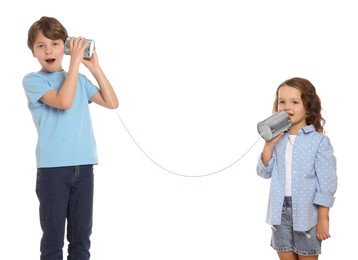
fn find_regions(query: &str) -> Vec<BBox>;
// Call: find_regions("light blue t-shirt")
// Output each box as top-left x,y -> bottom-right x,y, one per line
256,125 -> 337,231
23,71 -> 99,168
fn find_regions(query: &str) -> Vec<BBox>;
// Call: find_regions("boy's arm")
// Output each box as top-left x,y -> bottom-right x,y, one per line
83,51 -> 119,109
41,38 -> 89,109
41,65 -> 80,109
89,66 -> 119,109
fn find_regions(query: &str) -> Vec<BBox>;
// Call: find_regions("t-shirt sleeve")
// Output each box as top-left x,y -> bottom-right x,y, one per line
22,72 -> 52,107
78,74 -> 100,103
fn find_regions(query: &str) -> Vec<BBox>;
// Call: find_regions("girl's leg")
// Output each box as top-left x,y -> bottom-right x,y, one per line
278,251 -> 298,260
298,256 -> 318,260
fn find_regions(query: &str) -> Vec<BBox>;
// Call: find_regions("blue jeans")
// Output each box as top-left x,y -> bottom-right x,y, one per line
36,165 -> 94,260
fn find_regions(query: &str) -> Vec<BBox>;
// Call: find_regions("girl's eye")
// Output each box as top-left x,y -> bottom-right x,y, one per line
278,100 -> 285,104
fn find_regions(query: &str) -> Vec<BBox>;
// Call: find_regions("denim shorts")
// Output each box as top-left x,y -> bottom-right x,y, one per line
271,197 -> 321,256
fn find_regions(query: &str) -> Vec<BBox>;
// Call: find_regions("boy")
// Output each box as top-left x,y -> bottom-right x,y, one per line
23,16 -> 118,259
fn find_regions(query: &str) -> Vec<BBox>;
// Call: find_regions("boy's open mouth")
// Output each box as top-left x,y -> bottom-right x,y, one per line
46,59 -> 55,64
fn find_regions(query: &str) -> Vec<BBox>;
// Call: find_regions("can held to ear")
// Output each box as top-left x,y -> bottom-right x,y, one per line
257,111 -> 291,140
64,37 -> 95,59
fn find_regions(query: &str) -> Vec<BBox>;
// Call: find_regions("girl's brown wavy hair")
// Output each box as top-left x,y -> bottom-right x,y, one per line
273,77 -> 325,133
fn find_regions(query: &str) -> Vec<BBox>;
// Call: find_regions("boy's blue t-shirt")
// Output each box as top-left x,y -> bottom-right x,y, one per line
23,71 -> 99,168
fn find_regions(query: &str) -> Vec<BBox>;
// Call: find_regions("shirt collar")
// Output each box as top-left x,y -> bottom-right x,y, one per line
299,124 -> 316,135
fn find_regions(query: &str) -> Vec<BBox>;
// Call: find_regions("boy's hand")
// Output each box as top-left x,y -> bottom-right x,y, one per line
82,49 -> 99,70
69,37 -> 90,65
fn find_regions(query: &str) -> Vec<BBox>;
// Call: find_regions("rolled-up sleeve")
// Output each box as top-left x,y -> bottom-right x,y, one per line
257,153 -> 275,179
313,136 -> 337,207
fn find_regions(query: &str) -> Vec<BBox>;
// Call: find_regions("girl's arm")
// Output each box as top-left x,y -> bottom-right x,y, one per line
314,136 -> 337,241
261,132 -> 284,166
317,206 -> 331,240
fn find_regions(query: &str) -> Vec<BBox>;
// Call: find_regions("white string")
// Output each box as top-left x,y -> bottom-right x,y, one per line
97,72 -> 261,177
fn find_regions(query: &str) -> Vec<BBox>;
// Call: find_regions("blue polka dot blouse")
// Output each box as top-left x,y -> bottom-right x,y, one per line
257,125 -> 337,232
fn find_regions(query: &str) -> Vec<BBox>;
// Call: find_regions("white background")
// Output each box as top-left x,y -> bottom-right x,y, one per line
1,0 -> 356,259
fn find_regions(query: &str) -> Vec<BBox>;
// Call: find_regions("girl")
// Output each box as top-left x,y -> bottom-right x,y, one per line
256,77 -> 337,260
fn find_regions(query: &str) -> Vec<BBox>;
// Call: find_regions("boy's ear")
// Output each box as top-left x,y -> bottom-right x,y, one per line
32,50 -> 36,58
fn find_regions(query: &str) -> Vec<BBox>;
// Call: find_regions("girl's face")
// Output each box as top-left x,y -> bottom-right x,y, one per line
32,31 -> 64,72
277,85 -> 307,134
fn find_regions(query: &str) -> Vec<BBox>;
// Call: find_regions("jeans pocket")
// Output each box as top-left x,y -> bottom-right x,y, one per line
36,168 -> 42,196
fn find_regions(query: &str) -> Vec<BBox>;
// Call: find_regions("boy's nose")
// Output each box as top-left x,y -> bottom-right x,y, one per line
45,47 -> 53,54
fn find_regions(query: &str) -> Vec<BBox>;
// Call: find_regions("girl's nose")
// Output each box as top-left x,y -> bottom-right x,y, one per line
283,103 -> 291,111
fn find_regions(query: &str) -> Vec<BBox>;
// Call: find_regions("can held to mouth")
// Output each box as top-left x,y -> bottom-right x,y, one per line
257,111 -> 291,140
64,37 -> 95,59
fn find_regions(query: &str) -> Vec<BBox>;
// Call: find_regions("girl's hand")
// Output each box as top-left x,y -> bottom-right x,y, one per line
317,216 -> 331,240
264,132 -> 284,149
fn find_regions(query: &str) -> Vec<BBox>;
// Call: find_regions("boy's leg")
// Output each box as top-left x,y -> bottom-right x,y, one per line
36,167 -> 72,260
67,165 -> 94,260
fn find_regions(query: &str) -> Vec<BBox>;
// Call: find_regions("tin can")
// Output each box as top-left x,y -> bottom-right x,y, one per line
64,37 -> 95,59
257,111 -> 291,140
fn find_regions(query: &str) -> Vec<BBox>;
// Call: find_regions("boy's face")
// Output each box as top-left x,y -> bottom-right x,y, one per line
32,31 -> 64,72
